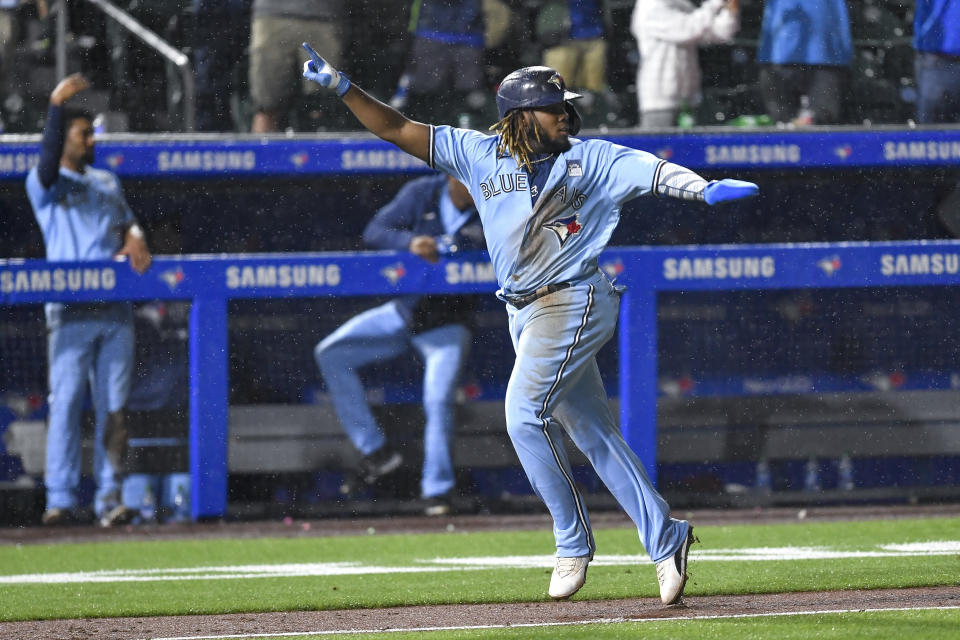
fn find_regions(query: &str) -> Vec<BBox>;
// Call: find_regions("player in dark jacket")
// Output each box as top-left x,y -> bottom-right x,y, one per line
314,174 -> 483,516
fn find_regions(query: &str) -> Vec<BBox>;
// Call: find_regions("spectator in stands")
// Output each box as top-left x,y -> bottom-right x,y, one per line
105,0 -> 184,131
756,0 -> 852,126
538,0 -> 606,92
480,0 -> 540,90
389,0 -> 486,127
314,174 -> 483,516
249,0 -> 345,132
0,0 -> 19,131
631,0 -> 740,129
914,0 -> 960,124
25,74 -> 151,527
535,0 -> 608,127
914,1 -> 960,237
192,0 -> 251,132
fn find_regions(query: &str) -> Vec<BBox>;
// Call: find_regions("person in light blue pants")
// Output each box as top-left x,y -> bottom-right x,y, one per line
25,73 -> 152,526
302,44 -> 757,603
44,307 -> 134,519
315,174 -> 483,515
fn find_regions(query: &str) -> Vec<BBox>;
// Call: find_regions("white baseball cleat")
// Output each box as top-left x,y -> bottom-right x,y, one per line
656,526 -> 695,605
549,555 -> 590,600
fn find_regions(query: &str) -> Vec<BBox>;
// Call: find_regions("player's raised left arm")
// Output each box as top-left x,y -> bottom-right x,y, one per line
654,161 -> 758,205
302,43 -> 431,163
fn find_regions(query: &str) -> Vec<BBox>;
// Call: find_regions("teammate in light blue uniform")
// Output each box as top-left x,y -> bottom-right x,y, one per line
25,74 -> 152,526
315,174 -> 483,515
301,44 -> 757,603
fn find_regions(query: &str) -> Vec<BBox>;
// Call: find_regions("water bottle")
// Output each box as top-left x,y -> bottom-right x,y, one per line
838,453 -> 855,491
172,482 -> 191,523
804,457 -> 820,492
755,458 -> 772,491
731,114 -> 773,127
140,485 -> 157,523
794,95 -> 814,126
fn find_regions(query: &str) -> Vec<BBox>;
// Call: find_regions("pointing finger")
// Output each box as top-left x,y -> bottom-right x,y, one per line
302,42 -> 324,67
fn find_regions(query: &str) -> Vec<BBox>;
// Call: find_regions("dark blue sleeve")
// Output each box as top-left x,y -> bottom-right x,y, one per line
362,179 -> 425,250
37,104 -> 65,189
451,213 -> 485,252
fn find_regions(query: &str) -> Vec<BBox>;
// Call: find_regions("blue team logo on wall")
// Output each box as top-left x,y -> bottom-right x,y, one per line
381,262 -> 407,285
817,255 -> 842,276
159,267 -> 185,290
543,214 -> 582,248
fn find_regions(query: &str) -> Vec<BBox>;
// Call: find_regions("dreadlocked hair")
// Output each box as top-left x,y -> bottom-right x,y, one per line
489,110 -> 541,172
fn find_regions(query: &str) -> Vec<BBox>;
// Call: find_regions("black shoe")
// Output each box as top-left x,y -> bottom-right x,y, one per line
99,505 -> 138,528
339,447 -> 403,496
41,508 -> 82,526
423,492 -> 453,517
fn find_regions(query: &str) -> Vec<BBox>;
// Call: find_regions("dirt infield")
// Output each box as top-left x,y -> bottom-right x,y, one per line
2,504 -> 959,640
4,586 -> 959,640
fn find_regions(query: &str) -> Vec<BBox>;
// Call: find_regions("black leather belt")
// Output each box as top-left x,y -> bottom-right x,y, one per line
506,282 -> 571,310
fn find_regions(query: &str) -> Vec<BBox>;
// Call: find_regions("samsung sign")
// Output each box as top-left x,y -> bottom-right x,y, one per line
0,267 -> 116,293
225,263 -> 341,289
881,253 -> 960,276
662,256 -> 776,280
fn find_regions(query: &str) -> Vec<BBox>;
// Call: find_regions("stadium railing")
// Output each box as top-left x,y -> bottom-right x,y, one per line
5,240 -> 960,519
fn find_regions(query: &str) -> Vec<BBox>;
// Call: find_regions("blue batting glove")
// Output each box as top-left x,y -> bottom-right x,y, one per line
302,42 -> 351,97
703,179 -> 759,205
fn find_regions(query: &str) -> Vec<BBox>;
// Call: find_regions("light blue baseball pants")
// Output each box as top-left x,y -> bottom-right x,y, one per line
45,306 -> 133,516
315,300 -> 469,499
504,271 -> 689,562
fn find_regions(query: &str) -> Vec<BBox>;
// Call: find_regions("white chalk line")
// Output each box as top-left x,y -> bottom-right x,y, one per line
142,605 -> 960,640
2,541 -> 959,585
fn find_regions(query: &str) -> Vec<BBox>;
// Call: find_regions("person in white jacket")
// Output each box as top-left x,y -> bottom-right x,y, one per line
631,0 -> 740,128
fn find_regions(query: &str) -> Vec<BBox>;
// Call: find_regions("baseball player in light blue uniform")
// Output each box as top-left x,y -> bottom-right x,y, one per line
301,44 -> 758,603
315,174 -> 483,515
25,74 -> 152,526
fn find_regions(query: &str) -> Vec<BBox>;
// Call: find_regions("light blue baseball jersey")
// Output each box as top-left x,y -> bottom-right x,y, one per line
26,165 -> 135,263
429,125 -> 662,296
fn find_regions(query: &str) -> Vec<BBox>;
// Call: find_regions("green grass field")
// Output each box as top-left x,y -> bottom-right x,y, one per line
1,515 -> 958,638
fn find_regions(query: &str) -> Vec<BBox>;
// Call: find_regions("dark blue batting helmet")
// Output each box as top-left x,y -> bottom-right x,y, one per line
495,66 -> 583,135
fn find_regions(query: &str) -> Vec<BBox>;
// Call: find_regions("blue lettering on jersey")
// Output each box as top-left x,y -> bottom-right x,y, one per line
480,173 -> 529,201
551,183 -> 589,210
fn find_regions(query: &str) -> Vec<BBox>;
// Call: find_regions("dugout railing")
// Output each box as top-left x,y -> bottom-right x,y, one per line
4,240 -> 960,519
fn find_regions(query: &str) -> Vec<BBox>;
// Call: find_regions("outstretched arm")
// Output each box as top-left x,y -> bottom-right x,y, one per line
302,43 -> 431,163
654,161 -> 758,205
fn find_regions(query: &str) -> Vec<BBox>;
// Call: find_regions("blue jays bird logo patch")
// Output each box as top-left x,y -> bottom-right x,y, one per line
381,262 -> 407,284
548,73 -> 564,91
543,214 -> 582,248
